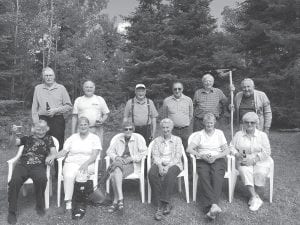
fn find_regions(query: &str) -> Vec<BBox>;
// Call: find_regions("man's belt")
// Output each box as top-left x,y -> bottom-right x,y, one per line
195,116 -> 220,120
174,126 -> 189,130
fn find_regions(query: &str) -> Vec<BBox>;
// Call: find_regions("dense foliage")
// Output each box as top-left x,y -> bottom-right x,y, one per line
0,0 -> 299,127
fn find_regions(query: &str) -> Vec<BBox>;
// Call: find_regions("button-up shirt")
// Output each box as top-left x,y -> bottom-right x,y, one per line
32,83 -> 72,122
151,135 -> 183,170
230,129 -> 271,162
193,87 -> 227,118
162,94 -> 193,127
107,133 -> 147,174
123,97 -> 158,126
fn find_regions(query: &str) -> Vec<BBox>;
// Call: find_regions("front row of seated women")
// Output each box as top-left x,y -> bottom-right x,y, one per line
7,112 -> 272,224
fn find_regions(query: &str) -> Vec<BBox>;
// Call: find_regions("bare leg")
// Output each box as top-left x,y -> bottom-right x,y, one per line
114,168 -> 124,201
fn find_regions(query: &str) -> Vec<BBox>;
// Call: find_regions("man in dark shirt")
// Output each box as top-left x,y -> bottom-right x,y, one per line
7,120 -> 57,225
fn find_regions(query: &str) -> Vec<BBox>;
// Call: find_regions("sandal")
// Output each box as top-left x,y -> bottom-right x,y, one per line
117,199 -> 124,214
108,203 -> 118,213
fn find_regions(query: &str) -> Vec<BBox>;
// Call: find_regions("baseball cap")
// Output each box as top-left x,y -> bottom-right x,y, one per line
135,84 -> 146,89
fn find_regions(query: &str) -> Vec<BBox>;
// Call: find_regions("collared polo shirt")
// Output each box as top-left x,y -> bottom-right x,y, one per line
32,83 -> 72,122
193,87 -> 227,119
73,95 -> 110,127
124,97 -> 158,126
162,94 -> 193,127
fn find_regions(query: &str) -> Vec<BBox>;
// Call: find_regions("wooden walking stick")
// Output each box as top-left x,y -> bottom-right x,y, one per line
229,70 -> 234,140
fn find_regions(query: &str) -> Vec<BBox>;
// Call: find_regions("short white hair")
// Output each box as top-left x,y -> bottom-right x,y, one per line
160,118 -> 174,129
83,80 -> 95,88
202,73 -> 214,83
42,67 -> 55,76
242,112 -> 259,123
203,113 -> 216,123
241,78 -> 255,87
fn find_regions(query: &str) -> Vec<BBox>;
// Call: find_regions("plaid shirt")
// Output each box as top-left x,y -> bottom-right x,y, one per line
193,87 -> 227,118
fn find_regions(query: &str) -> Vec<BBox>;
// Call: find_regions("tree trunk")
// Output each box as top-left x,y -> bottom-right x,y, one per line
47,0 -> 54,66
11,0 -> 19,99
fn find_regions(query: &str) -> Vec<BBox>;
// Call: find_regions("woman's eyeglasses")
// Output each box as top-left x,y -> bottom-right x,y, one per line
124,127 -> 133,131
173,88 -> 182,91
243,121 -> 256,125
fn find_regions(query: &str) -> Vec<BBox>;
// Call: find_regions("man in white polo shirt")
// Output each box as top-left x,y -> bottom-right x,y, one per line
72,80 -> 110,145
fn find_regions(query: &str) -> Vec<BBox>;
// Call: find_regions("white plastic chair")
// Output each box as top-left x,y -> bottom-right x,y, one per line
57,150 -> 100,207
105,133 -> 146,203
147,140 -> 190,204
188,132 -> 233,202
229,156 -> 274,203
7,136 -> 59,209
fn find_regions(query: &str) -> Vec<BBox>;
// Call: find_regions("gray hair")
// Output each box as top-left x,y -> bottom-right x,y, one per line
202,74 -> 214,83
78,117 -> 90,125
203,113 -> 216,123
83,80 -> 95,88
241,78 -> 255,87
42,67 -> 55,76
160,118 -> 174,129
242,112 -> 259,123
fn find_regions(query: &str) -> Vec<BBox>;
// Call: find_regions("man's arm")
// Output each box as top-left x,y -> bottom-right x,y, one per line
262,93 -> 272,132
189,98 -> 194,123
151,117 -> 157,138
123,100 -> 130,122
52,86 -> 72,114
162,99 -> 168,118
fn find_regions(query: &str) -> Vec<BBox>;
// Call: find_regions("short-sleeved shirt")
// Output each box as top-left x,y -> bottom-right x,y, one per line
123,97 -> 158,126
19,135 -> 54,166
63,133 -> 102,164
32,83 -> 72,122
193,87 -> 227,119
190,129 -> 227,158
73,95 -> 110,127
238,95 -> 255,123
162,94 -> 193,127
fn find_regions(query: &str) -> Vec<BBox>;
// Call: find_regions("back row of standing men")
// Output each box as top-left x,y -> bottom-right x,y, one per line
32,67 -> 272,149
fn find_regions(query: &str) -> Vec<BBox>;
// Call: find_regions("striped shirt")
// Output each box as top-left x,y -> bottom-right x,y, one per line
193,87 -> 227,118
162,94 -> 193,127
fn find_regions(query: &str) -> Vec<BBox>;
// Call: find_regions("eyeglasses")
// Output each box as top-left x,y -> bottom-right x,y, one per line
173,88 -> 182,91
123,127 -> 133,131
243,121 -> 256,125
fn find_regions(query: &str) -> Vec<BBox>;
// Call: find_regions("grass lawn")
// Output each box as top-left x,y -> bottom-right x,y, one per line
0,112 -> 299,225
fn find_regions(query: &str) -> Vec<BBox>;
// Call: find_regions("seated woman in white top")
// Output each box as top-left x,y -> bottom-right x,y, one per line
187,113 -> 229,220
55,117 -> 101,210
231,112 -> 272,211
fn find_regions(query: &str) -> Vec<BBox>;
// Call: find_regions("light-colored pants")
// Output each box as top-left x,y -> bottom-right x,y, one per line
238,159 -> 271,187
89,126 -> 104,147
62,162 -> 94,201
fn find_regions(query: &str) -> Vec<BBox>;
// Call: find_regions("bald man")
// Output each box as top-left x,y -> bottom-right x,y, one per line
234,78 -> 272,134
72,80 -> 110,145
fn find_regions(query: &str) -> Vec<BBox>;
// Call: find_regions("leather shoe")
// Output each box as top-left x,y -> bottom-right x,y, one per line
163,204 -> 172,215
7,212 -> 17,225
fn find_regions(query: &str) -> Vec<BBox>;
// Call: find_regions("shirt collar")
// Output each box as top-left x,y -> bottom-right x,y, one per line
159,135 -> 176,144
119,133 -> 136,143
171,94 -> 185,100
42,82 -> 58,91
134,97 -> 146,104
200,88 -> 214,93
242,129 -> 259,137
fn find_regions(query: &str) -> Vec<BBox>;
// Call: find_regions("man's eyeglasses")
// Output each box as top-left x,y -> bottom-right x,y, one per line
124,127 -> 133,131
173,88 -> 182,91
243,121 -> 256,125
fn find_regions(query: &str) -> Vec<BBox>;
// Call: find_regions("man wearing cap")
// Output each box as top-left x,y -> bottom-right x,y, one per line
234,78 -> 272,134
72,80 -> 110,145
193,74 -> 228,131
123,84 -> 158,145
162,82 -> 193,149
32,67 -> 72,150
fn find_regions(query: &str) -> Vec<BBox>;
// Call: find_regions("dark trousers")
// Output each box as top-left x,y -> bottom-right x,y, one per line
148,164 -> 180,206
8,164 -> 47,213
196,158 -> 226,208
135,125 -> 151,145
172,126 -> 191,150
39,115 -> 65,150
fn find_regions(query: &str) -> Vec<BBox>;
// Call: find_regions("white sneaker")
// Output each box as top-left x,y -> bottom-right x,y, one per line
249,197 -> 263,211
248,196 -> 255,206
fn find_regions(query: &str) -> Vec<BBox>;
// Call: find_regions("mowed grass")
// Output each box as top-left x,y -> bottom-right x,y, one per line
0,113 -> 300,225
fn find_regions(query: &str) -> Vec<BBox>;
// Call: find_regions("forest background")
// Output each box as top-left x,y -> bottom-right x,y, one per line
0,0 -> 299,128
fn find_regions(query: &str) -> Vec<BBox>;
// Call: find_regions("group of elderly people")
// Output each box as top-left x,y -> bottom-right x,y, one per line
7,66 -> 273,224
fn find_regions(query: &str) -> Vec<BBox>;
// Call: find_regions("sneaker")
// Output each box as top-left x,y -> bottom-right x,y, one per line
206,211 -> 216,220
249,197 -> 263,211
66,201 -> 72,210
36,207 -> 46,216
7,212 -> 17,225
108,203 -> 118,213
210,204 -> 222,217
154,208 -> 163,221
248,196 -> 255,206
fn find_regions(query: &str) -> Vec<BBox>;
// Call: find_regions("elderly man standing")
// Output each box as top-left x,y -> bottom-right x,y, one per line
162,82 -> 193,149
32,67 -> 72,150
124,84 -> 158,145
234,78 -> 272,134
72,80 -> 110,145
193,74 -> 228,131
